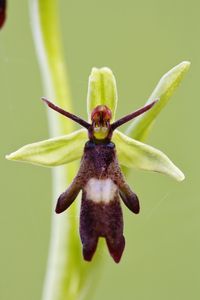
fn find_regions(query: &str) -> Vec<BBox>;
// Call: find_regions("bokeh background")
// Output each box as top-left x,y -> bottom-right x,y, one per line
1,1 -> 199,299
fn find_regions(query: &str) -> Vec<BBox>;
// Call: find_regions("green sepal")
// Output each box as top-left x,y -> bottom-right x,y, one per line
87,67 -> 118,121
126,61 -> 191,141
113,130 -> 185,182
6,129 -> 87,167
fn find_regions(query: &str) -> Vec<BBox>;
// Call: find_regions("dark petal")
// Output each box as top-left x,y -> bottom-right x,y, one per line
82,236 -> 98,262
55,181 -> 81,214
0,0 -> 6,29
80,192 -> 125,263
111,100 -> 157,130
106,235 -> 125,263
42,98 -> 90,129
103,198 -> 125,263
120,190 -> 140,214
80,194 -> 99,262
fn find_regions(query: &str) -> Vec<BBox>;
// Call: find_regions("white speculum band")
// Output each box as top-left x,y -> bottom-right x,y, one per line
85,178 -> 118,203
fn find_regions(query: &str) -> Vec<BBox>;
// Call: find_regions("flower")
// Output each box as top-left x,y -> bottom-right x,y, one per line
6,65 -> 189,262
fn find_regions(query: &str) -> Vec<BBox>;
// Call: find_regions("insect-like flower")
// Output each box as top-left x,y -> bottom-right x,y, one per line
7,67 -> 186,263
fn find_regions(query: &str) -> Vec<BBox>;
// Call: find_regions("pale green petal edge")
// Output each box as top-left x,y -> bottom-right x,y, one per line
6,129 -> 87,167
87,67 -> 118,121
113,130 -> 185,182
126,61 -> 191,140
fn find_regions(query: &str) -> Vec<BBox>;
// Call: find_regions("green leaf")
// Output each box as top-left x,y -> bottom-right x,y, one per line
6,129 -> 87,167
126,61 -> 191,141
87,67 -> 118,121
113,130 -> 185,182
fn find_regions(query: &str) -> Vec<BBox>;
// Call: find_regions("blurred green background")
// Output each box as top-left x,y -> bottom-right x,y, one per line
1,1 -> 199,299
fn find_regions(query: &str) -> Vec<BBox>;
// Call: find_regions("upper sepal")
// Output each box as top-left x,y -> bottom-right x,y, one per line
6,129 -> 87,167
87,67 -> 118,121
113,130 -> 185,182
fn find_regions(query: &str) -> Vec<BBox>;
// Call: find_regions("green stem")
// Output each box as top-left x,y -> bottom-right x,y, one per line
31,0 -> 72,135
29,1 -> 95,299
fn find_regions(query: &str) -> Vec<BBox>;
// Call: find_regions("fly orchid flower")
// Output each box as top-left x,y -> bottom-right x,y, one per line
6,66 -> 188,262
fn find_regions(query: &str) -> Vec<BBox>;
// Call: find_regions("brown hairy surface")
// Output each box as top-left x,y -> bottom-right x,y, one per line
56,140 -> 139,262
